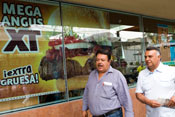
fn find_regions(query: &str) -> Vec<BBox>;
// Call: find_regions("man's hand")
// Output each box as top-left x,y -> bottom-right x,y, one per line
82,111 -> 88,117
136,93 -> 161,108
148,100 -> 161,108
166,96 -> 175,108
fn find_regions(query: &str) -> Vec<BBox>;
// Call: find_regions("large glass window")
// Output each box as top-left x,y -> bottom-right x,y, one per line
143,17 -> 175,65
0,0 -> 66,112
0,0 -> 174,114
61,3 -> 142,99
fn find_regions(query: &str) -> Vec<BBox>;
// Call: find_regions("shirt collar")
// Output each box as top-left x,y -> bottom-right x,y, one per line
95,66 -> 113,74
156,62 -> 164,72
145,62 -> 164,76
107,66 -> 113,73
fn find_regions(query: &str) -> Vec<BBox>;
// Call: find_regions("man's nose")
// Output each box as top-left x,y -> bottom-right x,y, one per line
145,57 -> 150,61
145,57 -> 148,61
98,61 -> 101,64
98,59 -> 102,62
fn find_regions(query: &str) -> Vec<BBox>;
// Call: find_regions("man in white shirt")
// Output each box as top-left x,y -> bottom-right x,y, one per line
135,46 -> 175,117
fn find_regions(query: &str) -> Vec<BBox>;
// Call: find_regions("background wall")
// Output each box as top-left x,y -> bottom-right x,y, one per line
1,88 -> 146,117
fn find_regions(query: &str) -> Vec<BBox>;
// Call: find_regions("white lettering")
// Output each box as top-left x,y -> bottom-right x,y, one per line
33,7 -> 41,17
25,6 -> 33,16
17,4 -> 24,15
3,3 -> 15,15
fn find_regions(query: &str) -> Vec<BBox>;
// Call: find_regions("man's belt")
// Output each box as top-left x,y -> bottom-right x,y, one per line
93,107 -> 122,117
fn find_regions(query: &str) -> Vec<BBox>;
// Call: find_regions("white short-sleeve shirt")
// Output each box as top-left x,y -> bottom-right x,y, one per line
136,62 -> 175,117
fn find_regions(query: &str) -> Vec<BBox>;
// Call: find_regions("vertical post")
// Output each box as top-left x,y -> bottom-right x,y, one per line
59,2 -> 69,101
139,16 -> 146,63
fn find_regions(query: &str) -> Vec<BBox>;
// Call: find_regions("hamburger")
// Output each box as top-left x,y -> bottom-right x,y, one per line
38,35 -> 96,91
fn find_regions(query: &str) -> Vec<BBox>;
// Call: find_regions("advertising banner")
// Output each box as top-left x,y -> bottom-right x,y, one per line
0,0 -> 111,102
0,1 -> 61,102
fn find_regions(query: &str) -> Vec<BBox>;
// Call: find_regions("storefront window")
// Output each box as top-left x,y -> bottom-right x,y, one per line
0,0 -> 174,114
143,17 -> 175,65
0,0 -> 66,112
61,3 -> 142,99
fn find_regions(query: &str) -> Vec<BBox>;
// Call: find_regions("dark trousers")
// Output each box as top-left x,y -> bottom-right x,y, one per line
93,108 -> 123,117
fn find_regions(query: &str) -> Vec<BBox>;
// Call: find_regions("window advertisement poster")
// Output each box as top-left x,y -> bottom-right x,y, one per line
59,5 -> 111,93
0,1 -> 62,102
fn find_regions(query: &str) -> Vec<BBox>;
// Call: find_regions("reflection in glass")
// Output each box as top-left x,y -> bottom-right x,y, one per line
143,18 -> 175,64
61,4 -> 142,99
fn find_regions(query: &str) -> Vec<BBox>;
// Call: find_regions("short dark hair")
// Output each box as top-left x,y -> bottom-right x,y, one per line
95,49 -> 111,61
146,46 -> 161,55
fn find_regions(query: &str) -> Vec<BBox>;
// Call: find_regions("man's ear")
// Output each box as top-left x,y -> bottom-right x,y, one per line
158,55 -> 161,61
109,60 -> 111,63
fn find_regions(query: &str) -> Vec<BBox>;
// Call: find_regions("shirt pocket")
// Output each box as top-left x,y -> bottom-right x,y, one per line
100,85 -> 113,99
159,78 -> 174,88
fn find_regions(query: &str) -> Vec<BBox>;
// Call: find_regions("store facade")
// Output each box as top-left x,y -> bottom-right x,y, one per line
0,0 -> 175,115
